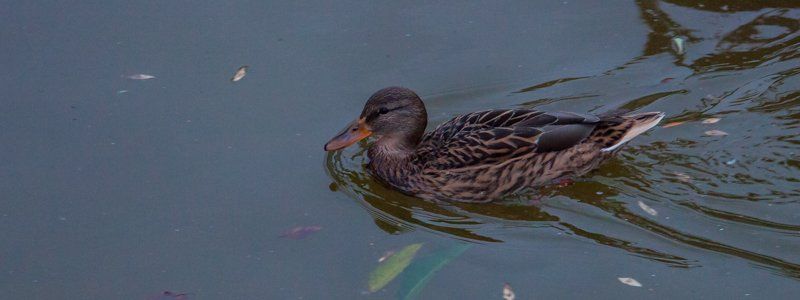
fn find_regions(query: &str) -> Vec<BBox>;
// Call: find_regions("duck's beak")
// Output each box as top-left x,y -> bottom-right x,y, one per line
324,118 -> 373,151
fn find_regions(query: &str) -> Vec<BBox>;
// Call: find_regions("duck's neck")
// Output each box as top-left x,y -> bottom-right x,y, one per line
367,136 -> 419,185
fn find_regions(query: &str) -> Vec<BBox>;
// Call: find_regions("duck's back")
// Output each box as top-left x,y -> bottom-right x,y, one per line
405,109 -> 663,202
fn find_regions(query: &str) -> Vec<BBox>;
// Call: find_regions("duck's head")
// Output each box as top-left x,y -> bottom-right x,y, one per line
324,87 -> 427,151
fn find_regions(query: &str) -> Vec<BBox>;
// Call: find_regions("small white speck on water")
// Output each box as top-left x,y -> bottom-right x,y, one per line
671,37 -> 685,55
638,201 -> 658,216
58,216 -> 67,221
618,277 -> 642,287
596,191 -> 604,195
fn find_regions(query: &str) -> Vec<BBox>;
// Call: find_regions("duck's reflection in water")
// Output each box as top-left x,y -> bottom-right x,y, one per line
325,148 -> 694,267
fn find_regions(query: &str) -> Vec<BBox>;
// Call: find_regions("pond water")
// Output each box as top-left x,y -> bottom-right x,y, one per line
2,1 -> 799,299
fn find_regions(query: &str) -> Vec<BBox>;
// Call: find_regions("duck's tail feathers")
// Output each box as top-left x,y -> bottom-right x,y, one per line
601,112 -> 664,152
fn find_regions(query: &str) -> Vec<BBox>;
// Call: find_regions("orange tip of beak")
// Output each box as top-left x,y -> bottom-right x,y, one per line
324,118 -> 372,151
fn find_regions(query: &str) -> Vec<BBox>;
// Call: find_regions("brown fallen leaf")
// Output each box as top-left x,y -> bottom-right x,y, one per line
149,291 -> 190,300
662,121 -> 685,128
503,283 -> 515,300
702,117 -> 721,124
705,130 -> 728,136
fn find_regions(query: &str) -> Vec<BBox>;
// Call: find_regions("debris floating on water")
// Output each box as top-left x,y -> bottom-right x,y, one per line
378,250 -> 395,263
705,130 -> 728,136
618,277 -> 642,287
662,121 -> 685,128
149,291 -> 190,300
368,243 -> 423,292
117,90 -> 128,94
671,37 -> 685,55
726,159 -> 737,165
231,65 -> 248,82
638,201 -> 658,216
503,283 -> 515,300
702,118 -> 721,124
674,172 -> 692,183
280,225 -> 322,239
125,74 -> 156,80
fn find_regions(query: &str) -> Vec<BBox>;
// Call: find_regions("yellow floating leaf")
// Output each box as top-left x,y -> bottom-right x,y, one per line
368,243 -> 423,292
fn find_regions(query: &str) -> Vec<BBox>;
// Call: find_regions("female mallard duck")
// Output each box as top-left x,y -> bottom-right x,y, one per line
325,87 -> 664,202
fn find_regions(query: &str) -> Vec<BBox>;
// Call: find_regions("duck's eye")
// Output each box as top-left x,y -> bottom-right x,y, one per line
378,107 -> 389,115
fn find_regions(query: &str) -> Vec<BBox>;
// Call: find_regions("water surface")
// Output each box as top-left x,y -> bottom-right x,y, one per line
2,1 -> 799,299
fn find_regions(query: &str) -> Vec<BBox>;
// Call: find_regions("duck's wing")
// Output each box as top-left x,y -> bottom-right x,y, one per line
417,109 -> 604,169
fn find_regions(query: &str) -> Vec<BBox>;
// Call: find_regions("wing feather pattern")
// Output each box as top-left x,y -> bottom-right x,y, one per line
416,109 -> 601,169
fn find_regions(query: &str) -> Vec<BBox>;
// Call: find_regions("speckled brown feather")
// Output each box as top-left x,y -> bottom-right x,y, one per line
367,108 -> 663,202
336,87 -> 664,202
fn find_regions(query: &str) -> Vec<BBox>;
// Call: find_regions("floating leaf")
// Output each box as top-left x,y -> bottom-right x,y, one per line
149,291 -> 190,300
702,117 -> 720,124
280,226 -> 322,239
671,37 -> 685,55
674,172 -> 691,183
662,121 -> 685,128
705,130 -> 728,136
368,243 -> 423,292
231,65 -> 248,82
503,283 -> 515,300
637,201 -> 658,216
378,250 -> 396,263
618,277 -> 642,287
126,74 -> 156,80
397,244 -> 470,299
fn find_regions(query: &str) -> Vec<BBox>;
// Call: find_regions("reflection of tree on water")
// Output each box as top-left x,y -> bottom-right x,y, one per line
637,0 -> 800,71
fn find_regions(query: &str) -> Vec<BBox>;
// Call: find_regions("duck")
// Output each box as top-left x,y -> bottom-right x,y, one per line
324,87 -> 664,203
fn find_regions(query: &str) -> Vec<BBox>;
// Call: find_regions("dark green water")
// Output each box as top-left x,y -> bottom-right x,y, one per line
2,1 -> 799,299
